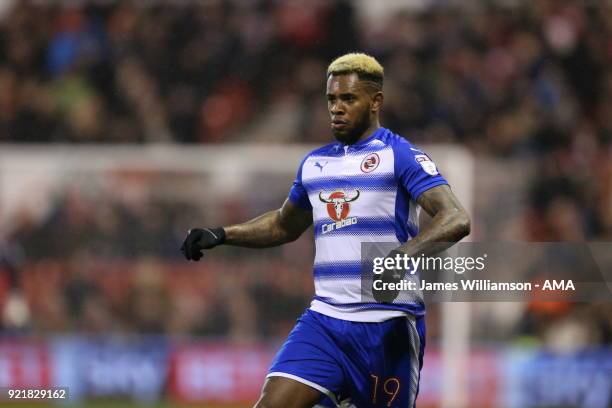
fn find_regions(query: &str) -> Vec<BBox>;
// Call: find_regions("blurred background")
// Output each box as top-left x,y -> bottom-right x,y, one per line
0,0 -> 611,407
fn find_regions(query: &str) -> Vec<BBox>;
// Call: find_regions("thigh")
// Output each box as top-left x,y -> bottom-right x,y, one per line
254,376 -> 321,408
341,316 -> 426,408
266,310 -> 346,405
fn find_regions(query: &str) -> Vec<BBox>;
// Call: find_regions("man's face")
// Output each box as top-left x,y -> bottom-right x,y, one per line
326,73 -> 375,145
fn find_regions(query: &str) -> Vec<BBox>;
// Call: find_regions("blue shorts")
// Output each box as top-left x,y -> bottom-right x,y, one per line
267,309 -> 426,408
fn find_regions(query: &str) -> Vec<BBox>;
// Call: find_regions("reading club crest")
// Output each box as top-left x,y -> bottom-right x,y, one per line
360,153 -> 380,173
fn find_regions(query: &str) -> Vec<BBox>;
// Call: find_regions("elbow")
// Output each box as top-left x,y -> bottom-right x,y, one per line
455,210 -> 471,239
277,225 -> 302,244
284,232 -> 301,244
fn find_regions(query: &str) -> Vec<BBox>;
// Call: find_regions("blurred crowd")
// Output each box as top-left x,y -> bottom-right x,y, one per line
0,0 -> 611,346
0,0 -> 360,143
0,0 -> 610,233
0,178 -> 314,340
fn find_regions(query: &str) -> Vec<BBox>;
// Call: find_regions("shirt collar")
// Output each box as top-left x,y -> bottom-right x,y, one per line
344,127 -> 386,148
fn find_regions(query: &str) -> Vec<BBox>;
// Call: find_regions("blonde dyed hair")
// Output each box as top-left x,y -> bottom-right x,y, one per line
327,53 -> 384,89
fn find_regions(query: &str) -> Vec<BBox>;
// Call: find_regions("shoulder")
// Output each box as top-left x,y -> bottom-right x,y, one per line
379,130 -> 446,183
299,142 -> 342,165
306,141 -> 342,158
375,128 -> 425,159
376,128 -> 417,150
376,129 -> 443,179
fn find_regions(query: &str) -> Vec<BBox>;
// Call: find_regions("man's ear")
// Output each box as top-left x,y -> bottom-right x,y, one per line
371,91 -> 384,113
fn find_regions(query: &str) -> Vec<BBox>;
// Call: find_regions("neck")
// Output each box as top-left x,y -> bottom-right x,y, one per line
352,120 -> 381,145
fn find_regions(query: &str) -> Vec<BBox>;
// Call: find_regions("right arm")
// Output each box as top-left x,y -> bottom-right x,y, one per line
181,199 -> 312,261
224,199 -> 313,248
182,154 -> 313,261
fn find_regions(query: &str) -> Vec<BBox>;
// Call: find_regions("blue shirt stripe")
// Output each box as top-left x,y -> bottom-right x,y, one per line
313,216 -> 396,238
303,173 -> 396,192
313,261 -> 363,279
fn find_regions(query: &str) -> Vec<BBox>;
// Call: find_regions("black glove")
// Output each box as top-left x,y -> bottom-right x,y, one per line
180,227 -> 226,261
372,250 -> 410,303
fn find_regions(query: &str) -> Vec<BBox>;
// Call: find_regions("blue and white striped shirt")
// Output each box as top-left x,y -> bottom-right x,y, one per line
288,127 -> 448,322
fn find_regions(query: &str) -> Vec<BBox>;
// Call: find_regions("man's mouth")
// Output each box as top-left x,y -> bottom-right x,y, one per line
331,119 -> 348,130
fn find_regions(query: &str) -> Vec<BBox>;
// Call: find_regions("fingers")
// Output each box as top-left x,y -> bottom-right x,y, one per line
181,229 -> 203,261
180,227 -> 224,261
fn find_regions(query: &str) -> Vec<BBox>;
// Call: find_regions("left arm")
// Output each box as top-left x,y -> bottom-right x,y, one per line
395,184 -> 470,257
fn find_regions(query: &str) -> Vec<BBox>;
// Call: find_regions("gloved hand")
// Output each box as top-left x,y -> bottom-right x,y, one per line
180,227 -> 226,261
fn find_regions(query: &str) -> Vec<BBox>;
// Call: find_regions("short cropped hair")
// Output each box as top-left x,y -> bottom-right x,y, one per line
327,53 -> 384,90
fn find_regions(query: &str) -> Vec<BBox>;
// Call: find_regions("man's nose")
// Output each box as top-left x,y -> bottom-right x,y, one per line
331,103 -> 344,115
